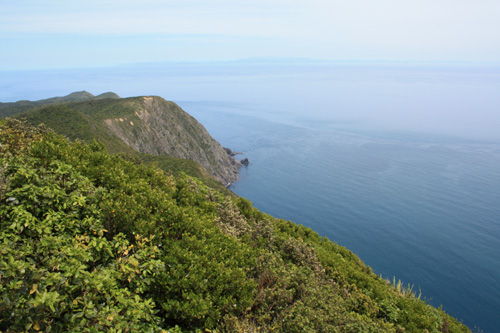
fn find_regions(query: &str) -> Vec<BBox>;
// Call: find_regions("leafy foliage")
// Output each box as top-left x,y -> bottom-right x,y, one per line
0,119 -> 469,332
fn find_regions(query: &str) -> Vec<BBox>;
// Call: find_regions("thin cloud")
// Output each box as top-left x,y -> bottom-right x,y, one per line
1,0 -> 500,68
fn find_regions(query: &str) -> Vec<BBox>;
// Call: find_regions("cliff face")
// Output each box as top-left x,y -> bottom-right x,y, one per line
1,92 -> 241,186
102,96 -> 241,185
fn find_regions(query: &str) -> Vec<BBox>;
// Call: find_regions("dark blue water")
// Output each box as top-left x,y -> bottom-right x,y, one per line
2,61 -> 500,331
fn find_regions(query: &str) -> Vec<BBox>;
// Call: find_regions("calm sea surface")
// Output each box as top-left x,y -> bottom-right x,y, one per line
1,61 -> 499,331
184,103 -> 500,332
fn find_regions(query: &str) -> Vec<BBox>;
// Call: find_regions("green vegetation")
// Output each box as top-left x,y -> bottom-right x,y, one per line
0,118 -> 469,332
0,91 -> 119,119
0,92 -> 236,193
15,104 -> 231,194
16,104 -> 138,154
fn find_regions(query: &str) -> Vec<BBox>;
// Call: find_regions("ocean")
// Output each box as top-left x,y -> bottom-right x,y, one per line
1,61 -> 499,331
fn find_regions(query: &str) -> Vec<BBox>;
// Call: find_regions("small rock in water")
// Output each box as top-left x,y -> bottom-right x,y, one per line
223,147 -> 236,156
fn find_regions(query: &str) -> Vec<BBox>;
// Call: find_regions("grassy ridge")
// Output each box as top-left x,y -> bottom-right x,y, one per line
0,119 -> 469,332
0,91 -> 120,118
3,95 -> 233,194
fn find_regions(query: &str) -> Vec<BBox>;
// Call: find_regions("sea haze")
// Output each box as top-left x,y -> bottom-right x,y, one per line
1,61 -> 499,331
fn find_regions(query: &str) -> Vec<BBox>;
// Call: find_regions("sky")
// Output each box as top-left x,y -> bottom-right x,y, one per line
1,0 -> 500,70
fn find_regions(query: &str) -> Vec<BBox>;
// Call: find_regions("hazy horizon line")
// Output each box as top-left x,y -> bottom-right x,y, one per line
2,57 -> 500,72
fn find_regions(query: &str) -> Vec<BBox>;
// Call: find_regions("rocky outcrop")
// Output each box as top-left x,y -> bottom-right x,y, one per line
103,96 -> 241,185
224,147 -> 237,156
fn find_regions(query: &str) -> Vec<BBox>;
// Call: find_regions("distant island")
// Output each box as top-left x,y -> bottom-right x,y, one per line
0,92 -> 469,332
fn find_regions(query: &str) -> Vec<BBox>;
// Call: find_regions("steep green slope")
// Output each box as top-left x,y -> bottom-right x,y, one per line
5,94 -> 241,185
18,104 -> 137,155
16,105 -> 231,195
0,119 -> 469,332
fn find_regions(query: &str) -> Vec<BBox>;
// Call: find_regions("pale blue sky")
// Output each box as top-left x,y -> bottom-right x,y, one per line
1,0 -> 500,69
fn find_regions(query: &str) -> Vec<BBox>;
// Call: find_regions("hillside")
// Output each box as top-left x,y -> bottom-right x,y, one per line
0,92 -> 241,186
0,118 -> 469,332
0,91 -> 120,118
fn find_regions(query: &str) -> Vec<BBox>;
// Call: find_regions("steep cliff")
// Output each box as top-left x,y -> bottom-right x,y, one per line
100,96 -> 241,185
1,92 -> 241,185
